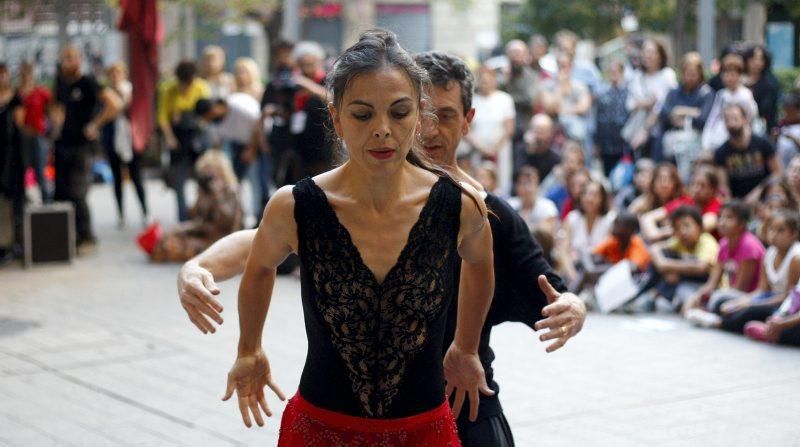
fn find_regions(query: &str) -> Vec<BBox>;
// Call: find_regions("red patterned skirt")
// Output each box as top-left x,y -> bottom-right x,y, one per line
278,392 -> 461,446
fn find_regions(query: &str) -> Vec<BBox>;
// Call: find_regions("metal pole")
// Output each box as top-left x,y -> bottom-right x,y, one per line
282,0 -> 301,41
698,0 -> 716,64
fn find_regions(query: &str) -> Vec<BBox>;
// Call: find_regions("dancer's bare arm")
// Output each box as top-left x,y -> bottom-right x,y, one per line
178,229 -> 256,334
444,186 -> 495,422
222,186 -> 296,428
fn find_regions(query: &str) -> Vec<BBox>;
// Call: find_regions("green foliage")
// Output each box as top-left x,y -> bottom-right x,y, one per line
518,0 -> 677,41
775,67 -> 800,94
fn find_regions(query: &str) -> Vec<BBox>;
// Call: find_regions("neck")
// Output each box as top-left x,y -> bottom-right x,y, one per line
731,131 -> 751,147
339,161 -> 416,212
727,230 -> 744,247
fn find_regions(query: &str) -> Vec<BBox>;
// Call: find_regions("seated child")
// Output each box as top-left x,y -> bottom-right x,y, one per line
573,211 -> 649,292
744,284 -> 800,347
712,210 -> 800,333
683,200 -> 766,327
644,205 -> 719,310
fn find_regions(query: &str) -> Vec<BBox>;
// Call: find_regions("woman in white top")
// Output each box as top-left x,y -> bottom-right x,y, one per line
701,54 -> 759,153
717,210 -> 800,333
559,180 -> 616,284
465,65 -> 515,196
625,39 -> 678,151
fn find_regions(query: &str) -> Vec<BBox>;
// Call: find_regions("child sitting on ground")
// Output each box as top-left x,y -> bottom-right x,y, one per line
683,200 -> 766,326
573,211 -> 649,293
710,210 -> 800,334
643,205 -> 719,311
744,284 -> 800,347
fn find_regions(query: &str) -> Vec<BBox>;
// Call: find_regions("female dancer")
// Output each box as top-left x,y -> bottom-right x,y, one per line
222,30 -> 494,445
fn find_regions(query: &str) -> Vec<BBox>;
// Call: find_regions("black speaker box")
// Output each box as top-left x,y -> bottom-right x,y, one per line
23,202 -> 75,267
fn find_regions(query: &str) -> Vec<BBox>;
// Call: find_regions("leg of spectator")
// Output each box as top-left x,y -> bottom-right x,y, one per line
70,144 -> 95,243
778,325 -> 800,347
720,304 -> 778,334
128,152 -> 148,219
107,141 -> 124,221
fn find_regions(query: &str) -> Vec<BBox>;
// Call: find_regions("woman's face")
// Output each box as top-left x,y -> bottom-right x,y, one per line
642,41 -> 661,72
682,64 -> 702,89
580,183 -> 603,215
568,172 -> 589,199
689,173 -> 714,204
767,217 -> 796,251
515,173 -> 539,201
108,66 -> 125,85
235,65 -> 252,88
748,49 -> 765,75
329,67 -> 420,175
654,168 -> 677,202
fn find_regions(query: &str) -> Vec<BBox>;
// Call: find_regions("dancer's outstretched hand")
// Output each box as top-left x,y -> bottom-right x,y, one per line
534,275 -> 586,353
178,261 -> 224,334
444,343 -> 495,422
223,349 -> 286,428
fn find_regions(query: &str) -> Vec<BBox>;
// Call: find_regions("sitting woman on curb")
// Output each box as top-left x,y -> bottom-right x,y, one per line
141,150 -> 242,262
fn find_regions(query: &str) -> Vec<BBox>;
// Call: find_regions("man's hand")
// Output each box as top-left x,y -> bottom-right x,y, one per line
533,275 -> 587,353
83,122 -> 100,141
178,260 -> 225,334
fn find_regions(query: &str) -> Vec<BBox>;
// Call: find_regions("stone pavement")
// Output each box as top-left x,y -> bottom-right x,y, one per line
1,180 -> 799,446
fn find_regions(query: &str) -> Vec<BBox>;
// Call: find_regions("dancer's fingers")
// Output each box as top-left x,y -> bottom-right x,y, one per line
451,389 -> 466,419
257,390 -> 273,417
468,388 -> 480,422
266,379 -> 286,401
185,307 -> 214,334
238,394 -> 252,428
248,395 -> 264,427
546,336 -> 568,353
445,382 -> 455,399
222,378 -> 235,401
538,274 -> 561,304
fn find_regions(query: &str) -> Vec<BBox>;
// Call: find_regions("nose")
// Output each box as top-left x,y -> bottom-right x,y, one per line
373,116 -> 390,139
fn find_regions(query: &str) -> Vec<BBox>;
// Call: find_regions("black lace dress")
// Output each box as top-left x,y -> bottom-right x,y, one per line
292,176 -> 463,419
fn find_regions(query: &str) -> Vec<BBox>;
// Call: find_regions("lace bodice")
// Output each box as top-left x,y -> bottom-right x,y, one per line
292,176 -> 462,418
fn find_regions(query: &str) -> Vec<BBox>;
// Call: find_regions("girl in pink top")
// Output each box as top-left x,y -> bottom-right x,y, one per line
683,200 -> 765,327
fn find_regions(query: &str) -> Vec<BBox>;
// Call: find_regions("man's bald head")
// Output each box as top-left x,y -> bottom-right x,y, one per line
529,113 -> 555,149
505,39 -> 528,67
60,45 -> 82,78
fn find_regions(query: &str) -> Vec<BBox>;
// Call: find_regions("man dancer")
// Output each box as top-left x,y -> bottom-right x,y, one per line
178,52 -> 586,445
51,46 -> 121,251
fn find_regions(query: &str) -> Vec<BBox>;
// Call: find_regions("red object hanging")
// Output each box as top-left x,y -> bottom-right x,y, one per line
117,0 -> 163,153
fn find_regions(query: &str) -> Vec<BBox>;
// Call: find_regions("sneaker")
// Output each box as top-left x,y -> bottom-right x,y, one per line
685,308 -> 722,328
744,321 -> 768,342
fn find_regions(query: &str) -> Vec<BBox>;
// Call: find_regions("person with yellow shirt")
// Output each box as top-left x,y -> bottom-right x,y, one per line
158,60 -> 210,221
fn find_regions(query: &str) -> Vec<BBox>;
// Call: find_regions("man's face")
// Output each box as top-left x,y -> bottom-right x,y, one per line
297,55 -> 321,79
59,48 -> 82,78
422,83 -> 473,166
724,107 -> 747,138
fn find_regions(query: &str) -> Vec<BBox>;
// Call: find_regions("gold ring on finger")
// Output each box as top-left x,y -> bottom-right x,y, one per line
561,325 -> 568,337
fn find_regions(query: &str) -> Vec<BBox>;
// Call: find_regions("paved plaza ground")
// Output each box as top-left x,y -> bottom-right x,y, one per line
1,181 -> 799,446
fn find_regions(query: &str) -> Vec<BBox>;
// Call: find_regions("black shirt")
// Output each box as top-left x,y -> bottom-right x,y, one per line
714,135 -> 775,198
515,143 -> 561,180
747,73 -> 780,131
0,94 -> 24,197
450,193 -> 567,429
56,75 -> 100,146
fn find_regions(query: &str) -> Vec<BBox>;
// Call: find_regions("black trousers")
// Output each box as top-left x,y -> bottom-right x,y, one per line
458,412 -> 515,447
54,143 -> 95,242
720,303 -> 778,334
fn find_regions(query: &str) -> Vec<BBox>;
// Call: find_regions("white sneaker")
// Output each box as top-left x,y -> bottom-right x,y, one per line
685,308 -> 722,328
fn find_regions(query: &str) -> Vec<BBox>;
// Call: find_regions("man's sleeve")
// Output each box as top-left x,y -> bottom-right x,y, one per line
485,195 -> 567,329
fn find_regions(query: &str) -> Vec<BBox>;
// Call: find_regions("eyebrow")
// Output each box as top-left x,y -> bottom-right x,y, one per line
347,97 -> 413,107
